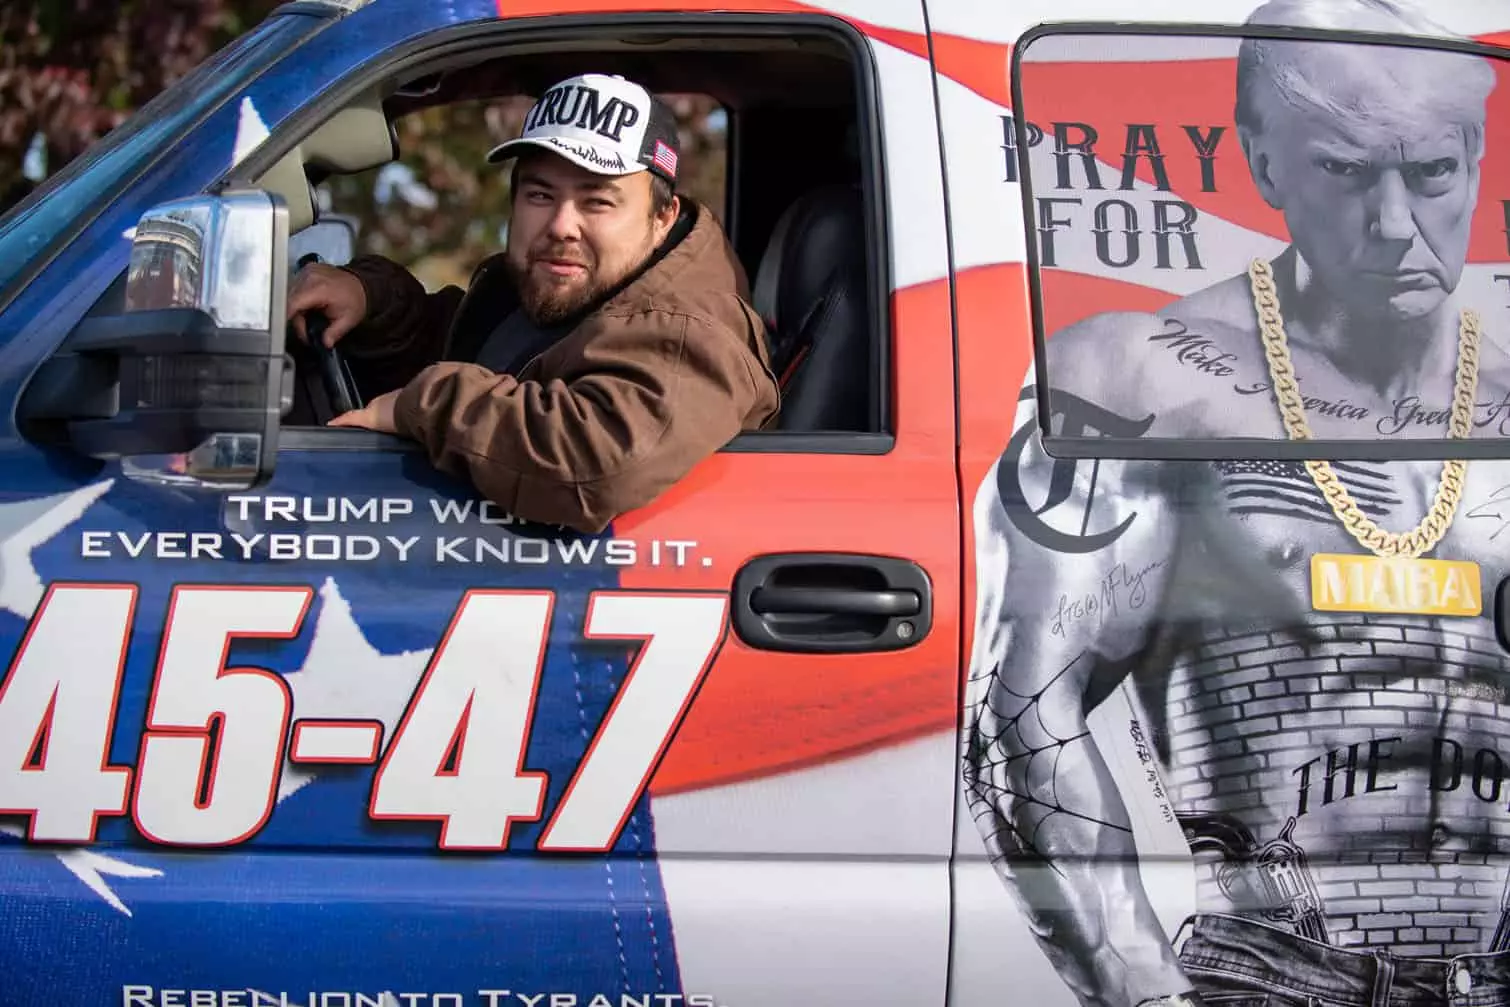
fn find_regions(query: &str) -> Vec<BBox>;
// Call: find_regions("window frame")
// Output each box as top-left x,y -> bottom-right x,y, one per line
1012,20 -> 1510,462
222,12 -> 895,457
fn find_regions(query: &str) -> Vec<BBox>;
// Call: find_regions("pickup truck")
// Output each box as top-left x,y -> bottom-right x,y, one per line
4,1 -> 1510,1005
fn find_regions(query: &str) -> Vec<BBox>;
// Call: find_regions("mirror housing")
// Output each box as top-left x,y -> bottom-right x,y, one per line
27,189 -> 291,490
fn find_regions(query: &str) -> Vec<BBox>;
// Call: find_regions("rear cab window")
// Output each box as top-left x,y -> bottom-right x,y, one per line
1013,26 -> 1510,461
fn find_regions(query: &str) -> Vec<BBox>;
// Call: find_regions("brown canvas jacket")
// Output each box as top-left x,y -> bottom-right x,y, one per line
337,200 -> 780,534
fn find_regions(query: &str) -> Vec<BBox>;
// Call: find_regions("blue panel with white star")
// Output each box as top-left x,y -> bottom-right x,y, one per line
0,0 -> 696,990
0,448 -> 687,1003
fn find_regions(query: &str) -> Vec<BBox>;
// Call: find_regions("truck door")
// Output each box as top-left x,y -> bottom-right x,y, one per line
930,4 -> 1212,995
933,1 -> 1510,1005
0,2 -> 961,1004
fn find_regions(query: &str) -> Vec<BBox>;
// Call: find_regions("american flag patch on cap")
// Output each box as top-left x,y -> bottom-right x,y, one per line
651,139 -> 678,178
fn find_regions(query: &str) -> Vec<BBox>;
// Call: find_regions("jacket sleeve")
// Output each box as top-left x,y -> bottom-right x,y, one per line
336,254 -> 467,397
390,307 -> 775,534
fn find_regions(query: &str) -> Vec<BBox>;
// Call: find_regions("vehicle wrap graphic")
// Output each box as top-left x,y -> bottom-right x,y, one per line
20,0 -> 1510,1002
959,2 -> 1510,1006
0,6 -> 959,1003
0,456 -> 709,1004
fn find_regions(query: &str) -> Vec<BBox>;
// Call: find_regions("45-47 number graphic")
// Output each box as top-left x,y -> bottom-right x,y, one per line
0,584 -> 728,853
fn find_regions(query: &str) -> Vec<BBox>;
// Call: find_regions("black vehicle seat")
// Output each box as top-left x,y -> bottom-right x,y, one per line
751,183 -> 871,432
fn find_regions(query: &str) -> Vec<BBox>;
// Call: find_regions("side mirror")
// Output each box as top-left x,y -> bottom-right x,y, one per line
22,189 -> 291,491
289,213 -> 358,268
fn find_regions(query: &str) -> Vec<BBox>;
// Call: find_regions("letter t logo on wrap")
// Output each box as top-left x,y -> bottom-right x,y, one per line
487,72 -> 681,183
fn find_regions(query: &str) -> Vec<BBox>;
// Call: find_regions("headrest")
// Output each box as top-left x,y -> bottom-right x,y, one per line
754,183 -> 865,336
301,91 -> 399,175
252,88 -> 398,235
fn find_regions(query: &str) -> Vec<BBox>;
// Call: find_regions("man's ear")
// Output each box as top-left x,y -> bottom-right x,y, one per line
653,193 -> 681,242
1239,125 -> 1283,210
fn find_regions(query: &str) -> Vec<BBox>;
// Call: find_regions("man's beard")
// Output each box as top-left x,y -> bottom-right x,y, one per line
508,244 -> 610,326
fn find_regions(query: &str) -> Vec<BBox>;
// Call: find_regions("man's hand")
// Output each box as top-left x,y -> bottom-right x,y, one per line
329,389 -> 400,434
287,262 -> 368,346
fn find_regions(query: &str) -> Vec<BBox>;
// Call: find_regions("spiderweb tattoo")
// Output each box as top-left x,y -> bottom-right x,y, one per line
964,651 -> 1131,874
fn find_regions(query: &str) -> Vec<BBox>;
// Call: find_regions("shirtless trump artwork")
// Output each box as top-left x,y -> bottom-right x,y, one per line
965,2 -> 1510,1006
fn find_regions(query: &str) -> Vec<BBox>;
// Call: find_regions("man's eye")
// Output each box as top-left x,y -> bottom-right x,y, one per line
1320,158 -> 1362,177
1415,158 -> 1458,179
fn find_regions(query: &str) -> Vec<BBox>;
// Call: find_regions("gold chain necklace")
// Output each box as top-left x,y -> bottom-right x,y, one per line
1246,257 -> 1482,559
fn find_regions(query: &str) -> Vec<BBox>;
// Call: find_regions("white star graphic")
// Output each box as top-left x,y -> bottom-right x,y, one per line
231,95 -> 270,169
277,576 -> 432,801
0,824 -> 163,917
0,480 -> 116,620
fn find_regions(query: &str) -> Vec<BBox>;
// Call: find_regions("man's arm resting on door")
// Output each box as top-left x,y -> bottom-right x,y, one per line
391,308 -> 779,534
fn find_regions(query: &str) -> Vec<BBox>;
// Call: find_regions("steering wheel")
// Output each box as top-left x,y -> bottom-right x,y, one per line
292,253 -> 363,418
302,311 -> 363,416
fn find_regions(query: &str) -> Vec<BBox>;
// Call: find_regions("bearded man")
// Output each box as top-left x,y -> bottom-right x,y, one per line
287,72 -> 779,533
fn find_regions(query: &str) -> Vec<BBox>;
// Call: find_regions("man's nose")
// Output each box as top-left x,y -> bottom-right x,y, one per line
1371,171 -> 1417,242
546,201 -> 584,240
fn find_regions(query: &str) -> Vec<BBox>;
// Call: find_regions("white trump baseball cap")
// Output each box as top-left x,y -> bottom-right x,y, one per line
486,73 -> 681,183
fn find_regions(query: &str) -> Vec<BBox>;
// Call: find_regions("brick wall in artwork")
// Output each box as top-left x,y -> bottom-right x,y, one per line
1157,619 -> 1510,953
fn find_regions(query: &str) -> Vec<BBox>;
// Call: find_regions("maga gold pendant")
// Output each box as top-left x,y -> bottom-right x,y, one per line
1310,553 -> 1482,617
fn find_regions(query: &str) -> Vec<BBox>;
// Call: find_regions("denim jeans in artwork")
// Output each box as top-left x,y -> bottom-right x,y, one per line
1174,913 -> 1510,1007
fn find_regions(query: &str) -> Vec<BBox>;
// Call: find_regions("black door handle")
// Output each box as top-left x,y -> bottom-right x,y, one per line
749,586 -> 920,617
732,553 -> 933,654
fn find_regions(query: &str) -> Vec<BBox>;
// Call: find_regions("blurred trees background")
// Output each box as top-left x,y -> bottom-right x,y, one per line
0,0 -> 285,204
335,91 -> 725,291
0,0 -> 727,289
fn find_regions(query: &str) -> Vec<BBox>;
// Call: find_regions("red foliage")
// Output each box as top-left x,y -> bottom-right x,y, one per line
0,0 -> 282,200
0,1 -> 729,282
